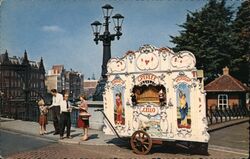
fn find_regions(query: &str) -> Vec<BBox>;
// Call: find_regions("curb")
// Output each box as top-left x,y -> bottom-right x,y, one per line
58,136 -> 129,146
208,118 -> 249,132
58,139 -> 80,145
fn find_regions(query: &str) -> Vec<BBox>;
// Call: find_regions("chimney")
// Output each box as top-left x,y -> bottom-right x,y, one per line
223,66 -> 229,75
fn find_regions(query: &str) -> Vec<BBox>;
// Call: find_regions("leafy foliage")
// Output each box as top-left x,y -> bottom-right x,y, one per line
231,0 -> 250,84
170,0 -> 249,84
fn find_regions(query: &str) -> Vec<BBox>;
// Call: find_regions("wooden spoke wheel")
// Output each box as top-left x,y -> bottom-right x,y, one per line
130,130 -> 152,155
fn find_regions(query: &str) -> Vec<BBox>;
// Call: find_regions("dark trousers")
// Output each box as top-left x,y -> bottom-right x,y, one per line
52,106 -> 60,133
60,112 -> 71,137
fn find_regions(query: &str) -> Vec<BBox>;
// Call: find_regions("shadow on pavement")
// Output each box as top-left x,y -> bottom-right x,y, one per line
106,138 -> 210,156
88,134 -> 99,140
45,129 -> 77,135
106,138 -> 131,152
149,142 -> 210,156
106,137 -> 129,145
45,131 -> 55,135
71,133 -> 82,138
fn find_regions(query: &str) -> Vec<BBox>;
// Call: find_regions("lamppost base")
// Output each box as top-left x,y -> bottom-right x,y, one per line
93,78 -> 107,101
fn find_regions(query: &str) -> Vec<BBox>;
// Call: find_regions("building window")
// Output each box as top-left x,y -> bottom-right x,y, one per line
218,94 -> 228,109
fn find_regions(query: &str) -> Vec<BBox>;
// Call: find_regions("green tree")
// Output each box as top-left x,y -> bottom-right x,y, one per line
231,0 -> 250,85
170,0 -> 234,83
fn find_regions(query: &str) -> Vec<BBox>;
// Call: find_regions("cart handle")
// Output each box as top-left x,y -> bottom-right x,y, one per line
94,108 -> 128,142
94,109 -> 104,112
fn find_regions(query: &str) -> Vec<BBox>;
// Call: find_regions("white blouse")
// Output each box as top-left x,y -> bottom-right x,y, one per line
60,100 -> 71,113
52,93 -> 63,106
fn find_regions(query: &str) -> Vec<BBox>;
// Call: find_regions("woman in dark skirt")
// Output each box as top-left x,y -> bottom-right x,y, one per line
78,95 -> 91,141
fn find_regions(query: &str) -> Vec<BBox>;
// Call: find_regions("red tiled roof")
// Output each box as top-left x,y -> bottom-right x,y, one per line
205,74 -> 249,92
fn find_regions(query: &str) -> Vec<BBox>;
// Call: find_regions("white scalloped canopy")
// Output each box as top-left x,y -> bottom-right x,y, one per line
107,44 -> 196,74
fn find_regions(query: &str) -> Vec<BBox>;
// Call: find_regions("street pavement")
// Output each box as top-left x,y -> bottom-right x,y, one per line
3,140 -> 249,159
209,122 -> 249,151
0,129 -> 55,157
0,117 -> 249,158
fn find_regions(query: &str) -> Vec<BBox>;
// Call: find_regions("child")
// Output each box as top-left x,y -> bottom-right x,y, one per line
38,99 -> 48,135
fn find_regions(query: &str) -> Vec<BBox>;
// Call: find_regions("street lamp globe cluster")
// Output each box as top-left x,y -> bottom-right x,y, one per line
91,4 -> 124,101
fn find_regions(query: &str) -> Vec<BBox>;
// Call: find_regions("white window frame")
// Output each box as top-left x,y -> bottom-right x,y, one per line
218,94 -> 228,109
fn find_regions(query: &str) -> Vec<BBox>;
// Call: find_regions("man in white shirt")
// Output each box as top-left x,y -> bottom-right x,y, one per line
50,89 -> 63,135
59,92 -> 72,139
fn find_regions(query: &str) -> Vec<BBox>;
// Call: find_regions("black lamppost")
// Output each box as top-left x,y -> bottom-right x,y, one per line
91,4 -> 124,101
17,64 -> 31,121
0,91 -> 4,116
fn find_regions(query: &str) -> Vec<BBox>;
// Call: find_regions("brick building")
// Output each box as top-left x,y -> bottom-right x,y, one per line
0,50 -> 46,120
205,67 -> 249,110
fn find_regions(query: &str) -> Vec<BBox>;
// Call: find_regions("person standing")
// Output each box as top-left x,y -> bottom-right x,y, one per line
59,92 -> 72,139
78,95 -> 90,141
50,89 -> 63,135
38,99 -> 48,135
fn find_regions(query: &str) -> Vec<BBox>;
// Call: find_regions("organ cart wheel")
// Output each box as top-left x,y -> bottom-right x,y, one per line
130,130 -> 153,155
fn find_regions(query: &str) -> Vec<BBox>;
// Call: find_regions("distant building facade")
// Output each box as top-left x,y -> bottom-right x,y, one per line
83,79 -> 98,100
45,65 -> 65,93
45,65 -> 84,100
66,69 -> 84,100
0,50 -> 46,120
205,67 -> 250,110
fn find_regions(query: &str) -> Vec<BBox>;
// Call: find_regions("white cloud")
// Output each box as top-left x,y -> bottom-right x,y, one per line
41,25 -> 64,32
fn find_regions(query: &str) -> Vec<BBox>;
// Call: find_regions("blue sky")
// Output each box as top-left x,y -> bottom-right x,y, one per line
0,0 -> 241,79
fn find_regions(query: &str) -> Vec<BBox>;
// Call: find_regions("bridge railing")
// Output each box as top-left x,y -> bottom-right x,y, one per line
46,101 -> 104,129
2,101 -> 249,129
0,101 -> 104,130
206,105 -> 250,125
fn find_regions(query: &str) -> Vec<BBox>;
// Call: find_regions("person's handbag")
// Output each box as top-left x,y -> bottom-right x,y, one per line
79,111 -> 91,120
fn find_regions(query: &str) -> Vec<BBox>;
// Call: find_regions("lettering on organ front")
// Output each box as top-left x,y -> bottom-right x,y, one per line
142,107 -> 156,113
139,105 -> 158,116
175,76 -> 191,83
137,74 -> 157,84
